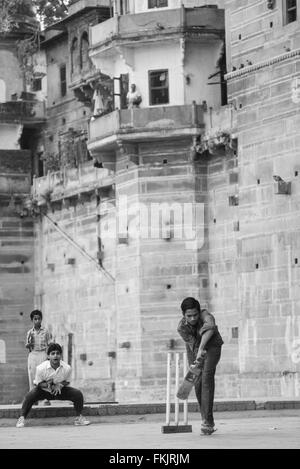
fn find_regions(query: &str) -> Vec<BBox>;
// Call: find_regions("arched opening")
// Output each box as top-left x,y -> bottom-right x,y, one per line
71,37 -> 78,75
80,32 -> 90,72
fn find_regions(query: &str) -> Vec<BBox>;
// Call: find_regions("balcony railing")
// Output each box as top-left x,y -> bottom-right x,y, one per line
90,7 -> 224,48
89,104 -> 204,143
0,100 -> 46,123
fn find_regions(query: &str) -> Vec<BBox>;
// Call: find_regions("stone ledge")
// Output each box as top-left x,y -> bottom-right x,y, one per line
1,399 -> 300,419
225,48 -> 300,81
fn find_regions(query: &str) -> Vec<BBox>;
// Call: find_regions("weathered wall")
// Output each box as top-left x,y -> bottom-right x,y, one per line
225,0 -> 300,73
23,0 -> 300,404
184,40 -> 224,108
223,0 -> 300,398
114,138 -> 205,402
204,146 -> 241,397
44,8 -> 109,166
93,25 -> 223,110
44,33 -> 89,160
0,150 -> 34,404
34,175 -> 117,401
0,40 -> 24,101
0,124 -> 23,150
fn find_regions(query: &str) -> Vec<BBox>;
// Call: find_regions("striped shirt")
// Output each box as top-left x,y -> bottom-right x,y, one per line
26,327 -> 52,352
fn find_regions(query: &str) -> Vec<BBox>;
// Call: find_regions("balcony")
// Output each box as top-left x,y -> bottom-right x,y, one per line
88,104 -> 205,151
32,161 -> 114,204
0,100 -> 46,125
90,7 -> 224,53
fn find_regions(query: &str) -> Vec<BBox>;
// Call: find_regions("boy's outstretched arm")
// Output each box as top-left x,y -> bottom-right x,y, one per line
196,314 -> 217,360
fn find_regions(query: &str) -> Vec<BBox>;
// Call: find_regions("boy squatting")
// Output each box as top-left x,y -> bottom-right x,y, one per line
16,342 -> 90,428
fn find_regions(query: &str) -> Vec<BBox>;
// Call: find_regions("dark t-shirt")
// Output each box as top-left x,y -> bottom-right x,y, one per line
177,312 -> 224,364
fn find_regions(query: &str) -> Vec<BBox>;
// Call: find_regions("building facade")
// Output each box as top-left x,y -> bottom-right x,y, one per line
1,0 -> 300,404
0,3 -> 45,403
33,0 -> 228,403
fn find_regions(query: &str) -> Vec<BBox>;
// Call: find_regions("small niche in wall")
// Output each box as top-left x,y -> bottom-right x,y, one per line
229,172 -> 239,184
232,327 -> 239,339
295,258 -> 298,265
118,234 -> 129,244
65,258 -> 76,265
233,221 -> 240,232
229,195 -> 239,206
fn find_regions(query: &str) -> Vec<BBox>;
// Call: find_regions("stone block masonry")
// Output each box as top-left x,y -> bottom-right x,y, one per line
34,192 -> 116,402
114,138 -> 204,403
224,0 -> 300,399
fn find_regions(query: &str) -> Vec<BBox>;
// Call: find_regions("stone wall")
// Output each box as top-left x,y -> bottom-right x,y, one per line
34,170 -> 116,402
114,138 -> 204,402
0,150 -> 34,404
0,40 -> 24,101
223,0 -> 300,398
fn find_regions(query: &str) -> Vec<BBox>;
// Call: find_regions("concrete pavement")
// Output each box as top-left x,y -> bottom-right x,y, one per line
1,410 -> 300,449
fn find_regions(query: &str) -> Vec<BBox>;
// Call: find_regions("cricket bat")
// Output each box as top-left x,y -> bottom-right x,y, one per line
176,357 -> 205,401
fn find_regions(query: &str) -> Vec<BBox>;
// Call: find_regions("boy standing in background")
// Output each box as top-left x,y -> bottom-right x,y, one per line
26,310 -> 52,405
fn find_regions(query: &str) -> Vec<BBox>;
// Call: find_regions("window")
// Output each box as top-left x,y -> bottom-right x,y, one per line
149,70 -> 169,105
60,65 -> 67,97
284,0 -> 297,24
148,0 -> 168,8
71,37 -> 78,74
80,32 -> 90,71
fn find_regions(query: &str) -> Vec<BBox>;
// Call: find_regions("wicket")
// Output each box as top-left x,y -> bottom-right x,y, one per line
161,352 -> 193,434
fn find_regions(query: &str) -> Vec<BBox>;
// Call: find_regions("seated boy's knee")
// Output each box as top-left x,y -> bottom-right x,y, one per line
68,387 -> 83,399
